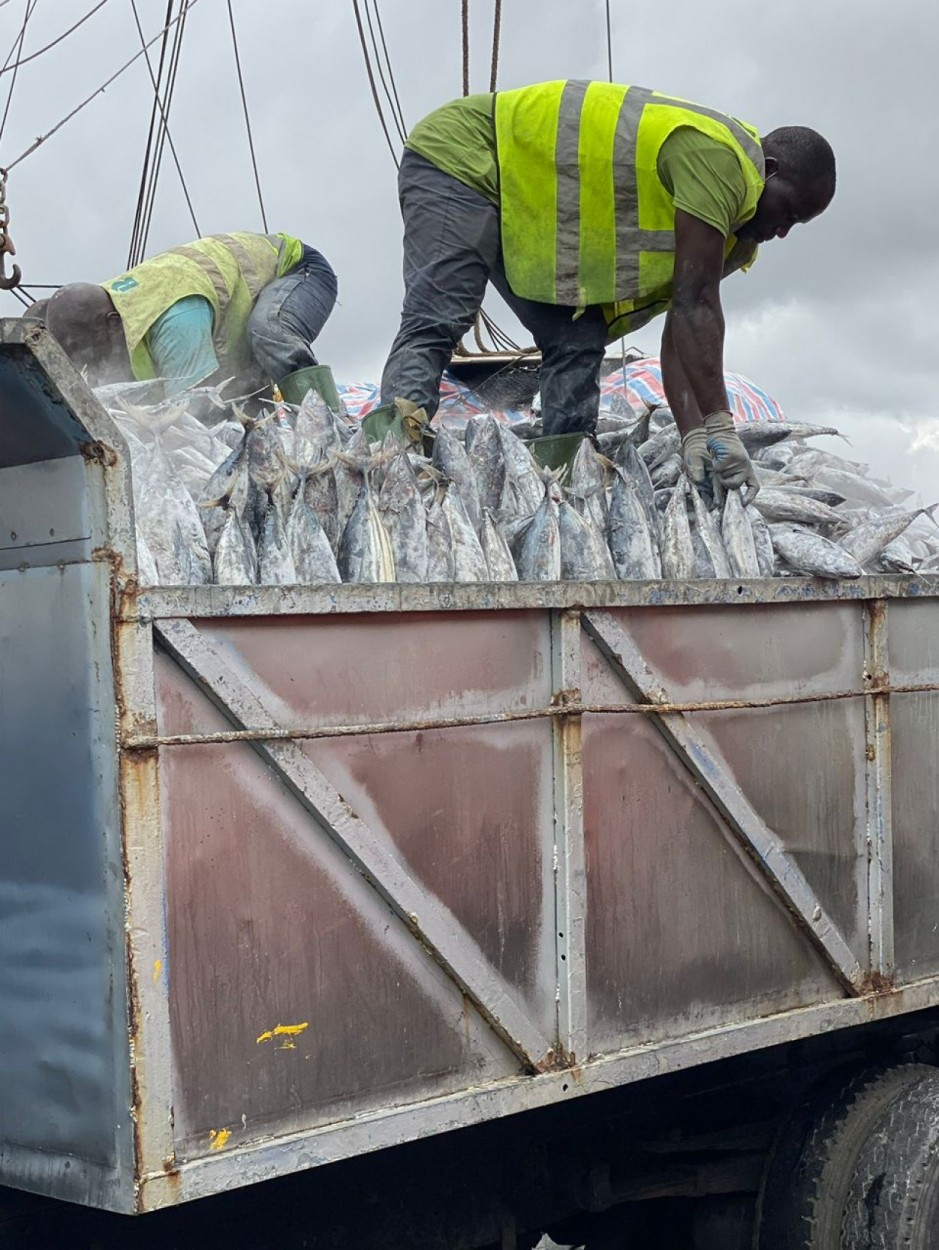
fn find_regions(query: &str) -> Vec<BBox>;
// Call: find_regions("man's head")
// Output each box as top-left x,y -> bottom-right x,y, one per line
736,126 -> 836,245
45,283 -> 131,387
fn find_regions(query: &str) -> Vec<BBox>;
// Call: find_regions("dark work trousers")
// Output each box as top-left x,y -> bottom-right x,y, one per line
246,244 -> 338,380
380,150 -> 609,436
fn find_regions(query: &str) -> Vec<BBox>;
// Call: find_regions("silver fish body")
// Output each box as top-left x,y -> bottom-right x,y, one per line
213,509 -> 258,584
721,488 -> 761,577
337,481 -> 396,583
559,498 -> 615,580
687,483 -> 732,578
607,467 -> 662,579
753,489 -> 845,528
659,477 -> 696,580
466,414 -> 507,515
480,509 -> 518,581
747,505 -> 777,577
287,488 -> 340,584
378,451 -> 429,582
515,490 -> 561,582
838,508 -> 933,568
769,523 -> 863,579
258,494 -> 297,585
443,487 -> 489,582
432,426 -> 482,534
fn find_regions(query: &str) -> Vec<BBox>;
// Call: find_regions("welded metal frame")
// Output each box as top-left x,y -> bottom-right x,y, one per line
2,318 -> 937,1218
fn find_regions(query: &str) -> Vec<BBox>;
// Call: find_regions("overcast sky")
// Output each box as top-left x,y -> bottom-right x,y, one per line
1,0 -> 937,498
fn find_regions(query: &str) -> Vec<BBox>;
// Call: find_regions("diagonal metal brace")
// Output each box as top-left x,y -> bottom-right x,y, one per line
583,610 -> 865,997
154,618 -> 556,1072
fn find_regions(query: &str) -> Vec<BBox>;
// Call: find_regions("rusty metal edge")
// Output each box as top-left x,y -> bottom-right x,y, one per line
864,599 -> 895,981
138,973 -> 939,1211
127,577 -> 939,621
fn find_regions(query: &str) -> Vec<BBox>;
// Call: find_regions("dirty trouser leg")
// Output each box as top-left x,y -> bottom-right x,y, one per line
490,267 -> 608,436
380,150 -> 500,418
246,245 -> 338,380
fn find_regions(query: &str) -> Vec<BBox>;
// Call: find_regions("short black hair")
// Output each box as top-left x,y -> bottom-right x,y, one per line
763,126 -> 836,206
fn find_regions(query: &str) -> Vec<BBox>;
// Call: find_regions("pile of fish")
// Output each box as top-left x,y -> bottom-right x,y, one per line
94,379 -> 939,587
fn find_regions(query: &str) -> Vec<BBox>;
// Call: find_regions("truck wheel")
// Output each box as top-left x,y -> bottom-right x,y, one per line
755,1062 -> 936,1249
840,1071 -> 939,1249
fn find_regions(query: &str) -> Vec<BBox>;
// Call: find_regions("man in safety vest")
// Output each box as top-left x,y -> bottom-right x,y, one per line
43,231 -> 339,408
377,80 -> 836,496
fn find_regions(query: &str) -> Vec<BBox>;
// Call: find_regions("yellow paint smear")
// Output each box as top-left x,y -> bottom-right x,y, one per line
152,959 -> 163,984
256,1022 -> 309,1046
209,1128 -> 231,1151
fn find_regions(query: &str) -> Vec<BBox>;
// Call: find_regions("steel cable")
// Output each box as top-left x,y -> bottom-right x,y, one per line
226,0 -> 267,232
0,0 -> 108,77
3,0 -> 205,172
127,0 -> 199,266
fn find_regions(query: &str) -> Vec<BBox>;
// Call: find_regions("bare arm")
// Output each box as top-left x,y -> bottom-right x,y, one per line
660,209 -> 730,436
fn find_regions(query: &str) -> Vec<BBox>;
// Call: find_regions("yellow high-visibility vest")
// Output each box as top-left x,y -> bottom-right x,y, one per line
494,81 -> 765,339
104,231 -> 304,380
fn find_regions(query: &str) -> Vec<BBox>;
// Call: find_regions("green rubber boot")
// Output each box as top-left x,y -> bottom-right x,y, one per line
529,432 -> 585,479
361,402 -> 400,445
362,398 -> 433,451
277,364 -> 341,412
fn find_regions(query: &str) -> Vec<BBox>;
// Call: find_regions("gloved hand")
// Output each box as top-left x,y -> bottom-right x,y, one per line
681,426 -> 712,489
704,410 -> 760,504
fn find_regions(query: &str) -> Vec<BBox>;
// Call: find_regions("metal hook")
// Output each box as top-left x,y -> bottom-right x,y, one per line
0,250 -> 21,291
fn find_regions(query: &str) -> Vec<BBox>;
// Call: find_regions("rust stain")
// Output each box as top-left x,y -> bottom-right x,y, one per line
80,439 -> 118,467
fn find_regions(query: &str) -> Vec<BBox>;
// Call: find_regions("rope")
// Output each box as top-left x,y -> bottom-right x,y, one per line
351,0 -> 399,167
3,0 -> 204,172
489,0 -> 501,91
127,0 -> 199,264
461,0 -> 469,95
122,679 -> 939,751
226,0 -> 267,232
0,0 -> 109,77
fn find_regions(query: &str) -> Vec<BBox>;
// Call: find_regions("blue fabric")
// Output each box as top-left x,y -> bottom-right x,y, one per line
245,245 -> 338,381
146,295 -> 218,395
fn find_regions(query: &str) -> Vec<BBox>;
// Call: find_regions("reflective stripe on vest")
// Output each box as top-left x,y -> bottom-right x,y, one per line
495,81 -> 765,311
104,231 -> 302,382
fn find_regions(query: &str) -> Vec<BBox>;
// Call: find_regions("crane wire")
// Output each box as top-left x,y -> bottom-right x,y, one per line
127,0 -> 173,267
351,0 -> 399,167
461,0 -> 469,96
0,0 -> 38,145
225,0 -> 267,232
488,0 -> 501,91
361,0 -> 405,144
3,0 -> 205,172
0,0 -> 110,77
369,0 -> 406,140
127,0 -> 199,266
135,0 -> 190,261
605,0 -> 613,81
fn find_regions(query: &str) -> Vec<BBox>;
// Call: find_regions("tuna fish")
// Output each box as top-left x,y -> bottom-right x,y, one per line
337,476 -> 396,584
480,509 -> 518,581
431,426 -> 482,534
769,523 -> 863,579
721,488 -> 761,577
659,477 -> 696,580
607,466 -> 662,579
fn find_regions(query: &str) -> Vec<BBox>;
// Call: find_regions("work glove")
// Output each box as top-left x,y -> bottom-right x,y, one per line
681,426 -> 712,490
704,410 -> 760,505
394,397 -> 431,447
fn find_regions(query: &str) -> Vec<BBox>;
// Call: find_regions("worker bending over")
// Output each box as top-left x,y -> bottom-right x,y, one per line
377,80 -> 835,494
43,231 -> 339,407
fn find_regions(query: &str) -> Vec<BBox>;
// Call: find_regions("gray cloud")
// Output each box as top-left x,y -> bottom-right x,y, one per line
1,0 -> 936,496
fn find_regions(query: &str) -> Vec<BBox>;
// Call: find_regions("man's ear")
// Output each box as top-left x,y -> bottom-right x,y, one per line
106,310 -> 123,330
764,155 -> 779,180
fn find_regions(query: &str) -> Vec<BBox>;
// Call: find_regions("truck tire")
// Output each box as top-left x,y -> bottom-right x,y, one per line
754,1062 -> 936,1250
840,1071 -> 939,1249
